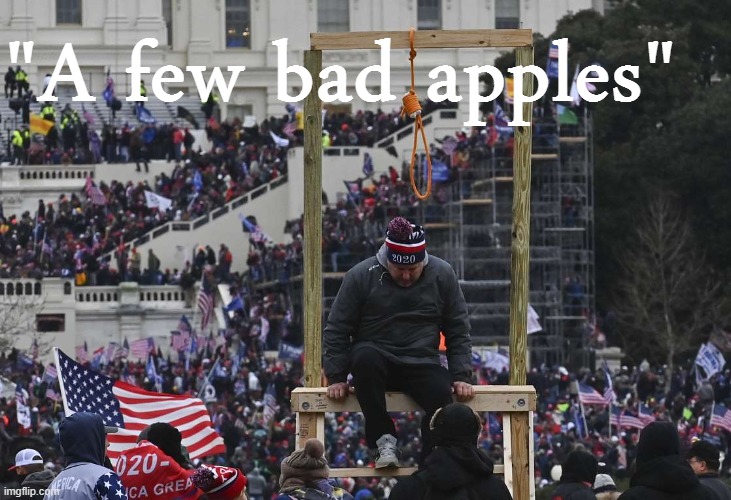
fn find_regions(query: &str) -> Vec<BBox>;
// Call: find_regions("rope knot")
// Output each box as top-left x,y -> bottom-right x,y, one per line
402,91 -> 422,119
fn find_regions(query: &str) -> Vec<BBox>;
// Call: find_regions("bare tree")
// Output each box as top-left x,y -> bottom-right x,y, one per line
0,288 -> 48,357
613,190 -> 726,387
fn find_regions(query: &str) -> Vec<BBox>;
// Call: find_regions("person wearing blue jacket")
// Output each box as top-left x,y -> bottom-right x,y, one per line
44,413 -> 128,500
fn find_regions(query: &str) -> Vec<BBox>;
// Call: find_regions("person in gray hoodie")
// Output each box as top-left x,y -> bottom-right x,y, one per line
44,413 -> 128,500
324,217 -> 474,468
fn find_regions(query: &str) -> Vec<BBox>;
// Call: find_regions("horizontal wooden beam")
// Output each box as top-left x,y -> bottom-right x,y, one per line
329,464 -> 504,478
291,385 -> 536,414
311,29 -> 532,50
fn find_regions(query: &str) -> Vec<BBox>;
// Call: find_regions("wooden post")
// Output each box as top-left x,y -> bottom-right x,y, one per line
508,45 -> 535,500
303,49 -> 323,390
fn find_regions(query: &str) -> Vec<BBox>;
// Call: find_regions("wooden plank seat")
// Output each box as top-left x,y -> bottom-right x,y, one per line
291,385 -> 535,478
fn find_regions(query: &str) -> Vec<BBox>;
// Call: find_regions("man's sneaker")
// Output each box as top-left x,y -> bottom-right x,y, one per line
375,434 -> 400,469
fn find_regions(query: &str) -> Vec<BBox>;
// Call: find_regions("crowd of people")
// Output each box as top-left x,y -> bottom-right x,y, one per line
2,341 -> 731,499
5,93 -> 719,499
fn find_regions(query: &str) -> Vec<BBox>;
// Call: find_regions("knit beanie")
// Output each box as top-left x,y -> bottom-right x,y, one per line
192,465 -> 247,500
279,439 -> 329,489
145,422 -> 188,467
385,217 -> 426,265
560,450 -> 598,484
636,421 -> 680,465
593,474 -> 617,493
430,403 -> 481,447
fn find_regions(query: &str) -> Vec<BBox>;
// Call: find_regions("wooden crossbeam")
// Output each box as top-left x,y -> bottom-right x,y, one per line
311,29 -> 532,50
328,464 -> 505,478
291,386 -> 536,414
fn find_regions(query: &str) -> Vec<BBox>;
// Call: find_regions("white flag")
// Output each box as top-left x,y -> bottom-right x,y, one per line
269,130 -> 289,148
528,304 -> 543,334
696,343 -> 725,380
483,350 -> 510,372
570,63 -> 598,107
144,191 -> 173,212
15,386 -> 31,429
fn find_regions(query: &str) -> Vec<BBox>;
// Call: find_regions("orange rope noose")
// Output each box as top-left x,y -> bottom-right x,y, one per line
402,28 -> 432,200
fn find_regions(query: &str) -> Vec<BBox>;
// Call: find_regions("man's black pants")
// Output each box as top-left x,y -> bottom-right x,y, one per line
351,346 -> 453,462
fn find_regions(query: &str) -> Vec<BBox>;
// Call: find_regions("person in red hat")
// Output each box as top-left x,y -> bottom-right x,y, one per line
324,216 -> 474,469
191,464 -> 247,500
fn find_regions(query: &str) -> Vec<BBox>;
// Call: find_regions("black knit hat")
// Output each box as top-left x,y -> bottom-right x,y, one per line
146,422 -> 188,467
636,421 -> 680,465
429,403 -> 481,447
385,217 -> 426,265
687,439 -> 721,470
560,450 -> 598,484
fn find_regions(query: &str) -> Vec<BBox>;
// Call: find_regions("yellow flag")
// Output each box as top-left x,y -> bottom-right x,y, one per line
30,114 -> 54,136
504,77 -> 514,104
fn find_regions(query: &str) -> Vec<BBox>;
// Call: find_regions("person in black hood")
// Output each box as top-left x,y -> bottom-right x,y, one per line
618,421 -> 716,500
142,422 -> 192,469
44,412 -> 128,500
550,450 -> 598,500
388,403 -> 512,500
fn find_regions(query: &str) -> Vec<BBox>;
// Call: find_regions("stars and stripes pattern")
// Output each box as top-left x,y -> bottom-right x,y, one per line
549,41 -> 559,59
75,343 -> 88,363
619,411 -> 644,429
55,349 -> 225,462
711,403 -> 731,433
129,338 -> 154,361
105,342 -> 122,363
578,383 -> 609,406
198,284 -> 215,331
638,403 -> 656,426
92,471 -> 128,500
609,405 -> 622,427
263,383 -> 279,425
85,176 -> 107,206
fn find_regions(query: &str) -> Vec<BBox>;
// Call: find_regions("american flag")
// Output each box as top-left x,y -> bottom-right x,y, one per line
105,342 -> 122,363
54,348 -> 225,462
440,136 -> 458,156
75,343 -> 88,363
711,403 -> 731,433
129,338 -> 154,360
609,405 -> 622,427
121,338 -> 130,359
549,41 -> 559,59
84,176 -> 106,206
578,383 -> 608,406
198,280 -> 215,331
619,411 -> 644,429
638,403 -> 656,426
262,383 -> 279,425
42,364 -> 59,401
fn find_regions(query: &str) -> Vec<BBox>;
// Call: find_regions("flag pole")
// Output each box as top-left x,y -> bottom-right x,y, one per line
576,381 -> 590,438
53,348 -> 74,417
197,355 -> 221,400
609,404 -> 613,439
